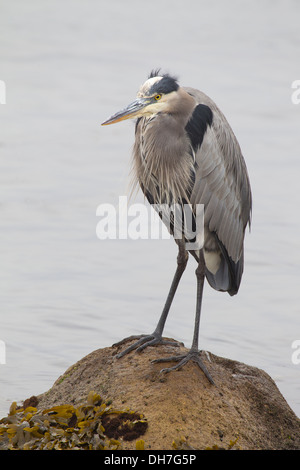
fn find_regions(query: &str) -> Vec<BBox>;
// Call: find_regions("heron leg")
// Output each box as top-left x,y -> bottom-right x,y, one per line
152,249 -> 214,384
114,240 -> 188,358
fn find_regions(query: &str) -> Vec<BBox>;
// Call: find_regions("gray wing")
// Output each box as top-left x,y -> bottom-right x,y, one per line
184,87 -> 252,294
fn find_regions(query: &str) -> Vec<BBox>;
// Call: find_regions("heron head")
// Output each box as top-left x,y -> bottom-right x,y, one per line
101,70 -> 180,126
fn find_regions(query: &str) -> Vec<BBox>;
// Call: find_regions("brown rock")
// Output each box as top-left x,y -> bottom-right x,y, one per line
36,338 -> 300,450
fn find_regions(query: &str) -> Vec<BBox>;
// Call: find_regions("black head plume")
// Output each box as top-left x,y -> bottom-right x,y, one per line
147,69 -> 179,95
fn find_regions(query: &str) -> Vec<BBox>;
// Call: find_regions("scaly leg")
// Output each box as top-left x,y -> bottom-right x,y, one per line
152,249 -> 214,384
114,240 -> 188,358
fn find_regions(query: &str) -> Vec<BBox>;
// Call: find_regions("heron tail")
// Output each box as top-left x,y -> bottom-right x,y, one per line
204,242 -> 244,296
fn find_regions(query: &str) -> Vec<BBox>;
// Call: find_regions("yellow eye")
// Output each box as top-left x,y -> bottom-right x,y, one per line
154,94 -> 162,101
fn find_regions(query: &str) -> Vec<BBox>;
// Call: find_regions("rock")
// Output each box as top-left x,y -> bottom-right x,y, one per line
1,338 -> 299,450
33,338 -> 300,450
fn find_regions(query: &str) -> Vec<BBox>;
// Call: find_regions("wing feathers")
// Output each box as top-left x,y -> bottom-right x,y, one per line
185,88 -> 252,294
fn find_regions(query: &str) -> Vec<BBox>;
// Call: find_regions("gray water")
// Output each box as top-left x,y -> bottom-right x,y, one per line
1,0 -> 299,419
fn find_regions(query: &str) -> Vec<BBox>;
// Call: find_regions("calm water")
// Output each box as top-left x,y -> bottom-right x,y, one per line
1,0 -> 299,418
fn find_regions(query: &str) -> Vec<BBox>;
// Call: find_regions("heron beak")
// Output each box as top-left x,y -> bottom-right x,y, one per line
101,97 -> 150,126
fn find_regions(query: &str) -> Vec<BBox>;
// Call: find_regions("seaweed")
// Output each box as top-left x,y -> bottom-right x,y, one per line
0,391 -> 148,450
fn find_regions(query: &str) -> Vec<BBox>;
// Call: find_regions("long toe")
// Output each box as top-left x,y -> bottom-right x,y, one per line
112,334 -> 147,348
114,334 -> 181,358
115,335 -> 152,358
137,338 -> 180,353
153,350 -> 214,385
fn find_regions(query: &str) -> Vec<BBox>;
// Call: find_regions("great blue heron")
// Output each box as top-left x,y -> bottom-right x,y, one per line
102,70 -> 252,384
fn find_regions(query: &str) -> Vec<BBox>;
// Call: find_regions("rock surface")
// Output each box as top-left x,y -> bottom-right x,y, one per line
31,338 -> 300,450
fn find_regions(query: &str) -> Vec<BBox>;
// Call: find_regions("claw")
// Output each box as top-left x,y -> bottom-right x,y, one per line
137,338 -> 180,352
152,349 -> 215,385
112,334 -> 147,348
113,335 -> 214,384
113,333 -> 181,358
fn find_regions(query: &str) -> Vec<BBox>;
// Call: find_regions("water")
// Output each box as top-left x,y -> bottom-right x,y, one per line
0,0 -> 299,418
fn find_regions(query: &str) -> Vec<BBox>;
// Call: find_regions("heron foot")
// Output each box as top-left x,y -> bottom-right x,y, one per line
152,349 -> 215,385
113,333 -> 181,359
